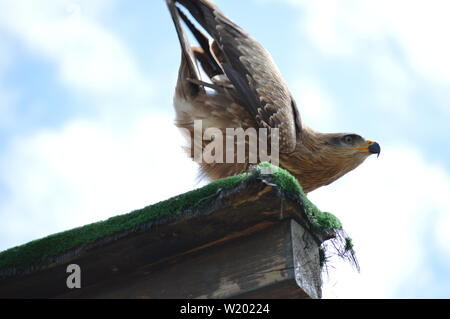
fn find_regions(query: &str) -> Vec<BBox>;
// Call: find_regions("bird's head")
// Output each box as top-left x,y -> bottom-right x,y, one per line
323,133 -> 381,167
331,133 -> 380,155
285,130 -> 381,192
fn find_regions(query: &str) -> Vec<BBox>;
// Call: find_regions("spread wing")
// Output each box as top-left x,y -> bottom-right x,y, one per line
169,0 -> 302,153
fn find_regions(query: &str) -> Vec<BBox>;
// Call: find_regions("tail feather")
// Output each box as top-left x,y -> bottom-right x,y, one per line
176,7 -> 222,78
166,0 -> 201,83
170,0 -> 224,40
167,0 -> 204,99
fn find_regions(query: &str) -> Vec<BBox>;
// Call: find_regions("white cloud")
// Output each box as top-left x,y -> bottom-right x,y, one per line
0,0 -> 153,112
274,0 -> 450,116
10,122 -> 450,298
307,144 -> 450,298
0,113 -> 199,251
369,52 -> 413,117
283,0 -> 450,78
260,0 -> 450,297
0,0 -> 199,251
0,84 -> 18,129
291,78 -> 336,130
1,0 -> 449,300
0,38 -> 18,128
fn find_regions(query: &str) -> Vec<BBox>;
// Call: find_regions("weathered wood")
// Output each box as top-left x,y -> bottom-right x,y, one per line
291,221 -> 322,299
59,220 -> 321,299
0,179 -> 326,299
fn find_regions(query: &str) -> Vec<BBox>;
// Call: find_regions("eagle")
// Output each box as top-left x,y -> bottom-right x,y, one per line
167,0 -> 380,193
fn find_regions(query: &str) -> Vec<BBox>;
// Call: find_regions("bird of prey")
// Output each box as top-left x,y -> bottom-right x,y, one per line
166,0 -> 380,193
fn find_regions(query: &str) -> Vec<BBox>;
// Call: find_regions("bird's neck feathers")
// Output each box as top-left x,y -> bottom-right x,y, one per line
281,126 -> 350,193
298,126 -> 329,152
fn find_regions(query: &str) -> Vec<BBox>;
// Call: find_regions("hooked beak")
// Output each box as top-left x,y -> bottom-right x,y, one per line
349,140 -> 381,158
368,141 -> 381,157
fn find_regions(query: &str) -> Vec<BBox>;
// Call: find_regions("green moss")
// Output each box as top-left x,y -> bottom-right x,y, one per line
258,163 -> 356,270
345,237 -> 354,252
0,173 -> 249,274
0,163 -> 345,275
257,162 -> 342,231
312,211 -> 342,230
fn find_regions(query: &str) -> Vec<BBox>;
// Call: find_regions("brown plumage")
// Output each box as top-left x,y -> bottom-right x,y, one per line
167,0 -> 380,193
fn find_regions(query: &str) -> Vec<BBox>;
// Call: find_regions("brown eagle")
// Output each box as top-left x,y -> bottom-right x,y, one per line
167,0 -> 380,193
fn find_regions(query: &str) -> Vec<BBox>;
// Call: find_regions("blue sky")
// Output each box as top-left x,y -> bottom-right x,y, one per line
0,0 -> 449,298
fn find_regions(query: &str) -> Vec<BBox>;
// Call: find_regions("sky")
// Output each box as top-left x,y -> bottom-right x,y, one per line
0,0 -> 449,298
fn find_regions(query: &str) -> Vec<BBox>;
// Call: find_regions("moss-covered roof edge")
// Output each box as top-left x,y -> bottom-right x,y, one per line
0,163 -> 358,277
254,163 -> 359,271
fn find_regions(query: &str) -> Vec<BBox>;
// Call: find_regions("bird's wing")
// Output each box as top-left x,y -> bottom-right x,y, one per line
170,0 -> 302,153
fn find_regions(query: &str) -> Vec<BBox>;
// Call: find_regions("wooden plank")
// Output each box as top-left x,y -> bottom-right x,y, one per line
0,179 -> 325,299
59,220 -> 321,299
291,220 -> 322,299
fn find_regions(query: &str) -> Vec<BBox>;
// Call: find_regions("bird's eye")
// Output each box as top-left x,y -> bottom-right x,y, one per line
343,135 -> 354,144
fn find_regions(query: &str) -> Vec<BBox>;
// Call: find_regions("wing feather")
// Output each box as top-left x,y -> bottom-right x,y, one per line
173,0 -> 302,152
